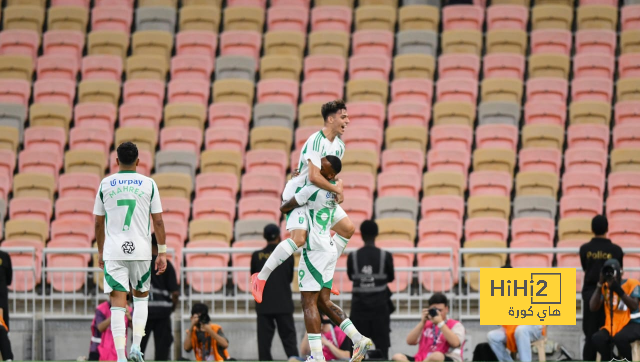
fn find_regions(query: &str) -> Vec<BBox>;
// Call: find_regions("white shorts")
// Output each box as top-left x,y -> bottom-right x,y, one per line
103,260 -> 151,293
285,205 -> 347,231
298,249 -> 338,291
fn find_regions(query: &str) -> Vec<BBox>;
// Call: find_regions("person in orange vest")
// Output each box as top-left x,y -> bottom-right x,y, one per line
486,326 -> 546,362
589,258 -> 640,361
184,303 -> 231,361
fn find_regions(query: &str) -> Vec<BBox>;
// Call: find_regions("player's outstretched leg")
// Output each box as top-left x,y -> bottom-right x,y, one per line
301,291 -> 326,362
317,288 -> 372,362
251,231 -> 306,303
129,290 -> 149,362
330,217 -> 355,296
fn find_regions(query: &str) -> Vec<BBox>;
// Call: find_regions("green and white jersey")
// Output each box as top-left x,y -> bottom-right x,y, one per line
93,170 -> 162,261
294,182 -> 338,253
294,130 -> 344,189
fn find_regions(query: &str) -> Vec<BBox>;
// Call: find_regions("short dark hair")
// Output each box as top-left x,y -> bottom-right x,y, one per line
191,302 -> 208,316
592,215 -> 608,235
117,142 -> 138,166
325,155 -> 342,175
360,220 -> 378,239
428,292 -> 449,307
321,100 -> 346,121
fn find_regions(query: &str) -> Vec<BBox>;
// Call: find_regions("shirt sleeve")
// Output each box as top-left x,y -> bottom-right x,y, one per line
630,285 -> 640,299
450,323 -> 465,347
93,181 -> 106,216
150,180 -> 163,214
303,142 -> 322,170
294,185 -> 313,206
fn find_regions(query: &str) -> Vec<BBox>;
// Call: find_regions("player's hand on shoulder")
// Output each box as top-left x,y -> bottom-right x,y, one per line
155,253 -> 167,275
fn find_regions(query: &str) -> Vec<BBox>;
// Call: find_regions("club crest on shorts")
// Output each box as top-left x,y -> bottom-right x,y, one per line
121,241 -> 135,254
299,217 -> 304,224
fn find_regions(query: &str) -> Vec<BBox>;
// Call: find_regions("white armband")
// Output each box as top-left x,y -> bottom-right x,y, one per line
158,244 -> 167,253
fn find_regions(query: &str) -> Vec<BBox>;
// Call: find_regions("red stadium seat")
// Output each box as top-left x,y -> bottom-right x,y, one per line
91,6 -> 133,33
204,127 -> 248,154
33,79 -> 76,107
417,239 -> 459,292
442,5 -> 484,31
74,102 -> 117,133
418,218 -> 462,244
377,239 -> 413,292
0,79 -> 31,106
614,124 -> 640,149
564,148 -> 608,174
530,29 -> 572,56
609,218 -> 640,244
0,30 -> 40,61
193,196 -> 236,222
341,196 -> 373,223
469,171 -> 512,196
620,54 -> 640,79
58,173 -> 100,199
109,150 -> 152,176
46,239 -> 91,292
352,30 -> 394,57
238,196 -> 281,222
55,197 -> 94,223
430,125 -> 472,152
94,0 -> 134,6
43,30 -> 85,63
341,125 -> 383,152
195,172 -> 239,199
219,31 -> 261,62
245,149 -> 288,175
622,5 -> 640,31
168,79 -> 210,106
241,172 -> 283,199
560,195 -> 603,218
556,239 -> 585,291
176,31 -> 218,61
573,53 -> 615,80
526,78 -> 568,103
18,150 -> 62,180
421,195 -> 464,221
349,54 -> 391,81
571,77 -> 614,103
617,240 -> 640,280
391,78 -> 433,103
0,174 -> 9,200
51,219 -> 94,245
567,124 -> 610,151
388,101 -> 431,128
575,29 -> 616,55
267,6 -> 309,32
162,197 -> 191,224
36,55 -> 78,81
511,217 -> 555,246
436,78 -> 477,103
311,6 -> 352,32
486,5 -> 528,31
510,240 -> 553,268
334,255 -> 353,293
209,103 -> 251,129
9,197 -> 52,223
483,53 -> 525,80
341,171 -> 375,198
524,101 -> 566,126
81,55 -> 122,82
301,79 -> 344,103
615,101 -> 640,126
119,103 -> 162,131
381,149 -> 424,174
465,217 -> 509,241
562,171 -> 605,197
160,127 -> 203,154
3,239 -> 42,291
294,126 -> 317,149
170,55 -> 214,81
608,172 -> 640,196
607,195 -> 640,220
437,54 -> 480,80
257,79 -> 299,106
518,148 -> 562,174
304,55 -> 346,81
377,171 -> 421,198
345,101 -> 386,128
24,126 -> 66,155
185,240 -> 230,293
475,124 -> 518,151
123,79 -> 166,106
427,148 -> 470,176
69,127 -> 112,159
231,240 -> 267,292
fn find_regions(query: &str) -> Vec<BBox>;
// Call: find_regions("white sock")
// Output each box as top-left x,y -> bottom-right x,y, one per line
110,307 -> 127,361
340,319 -> 363,344
132,296 -> 149,348
258,239 -> 297,280
333,234 -> 349,256
308,333 -> 325,361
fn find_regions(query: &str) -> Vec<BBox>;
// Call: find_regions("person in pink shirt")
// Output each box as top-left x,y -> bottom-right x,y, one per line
89,301 -> 132,361
293,315 -> 352,361
392,293 -> 465,362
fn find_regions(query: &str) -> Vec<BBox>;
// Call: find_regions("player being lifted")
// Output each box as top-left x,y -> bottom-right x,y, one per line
93,142 -> 168,362
251,100 -> 355,299
280,156 -> 372,362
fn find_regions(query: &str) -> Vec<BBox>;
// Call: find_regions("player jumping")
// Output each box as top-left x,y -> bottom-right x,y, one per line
279,155 -> 373,362
251,100 -> 355,299
93,142 -> 168,362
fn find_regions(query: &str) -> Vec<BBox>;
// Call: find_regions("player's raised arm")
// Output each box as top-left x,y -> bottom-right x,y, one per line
280,197 -> 301,214
308,161 -> 343,199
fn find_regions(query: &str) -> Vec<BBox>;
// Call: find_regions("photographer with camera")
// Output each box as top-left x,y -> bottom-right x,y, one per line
184,303 -> 230,361
392,293 -> 465,362
589,258 -> 640,361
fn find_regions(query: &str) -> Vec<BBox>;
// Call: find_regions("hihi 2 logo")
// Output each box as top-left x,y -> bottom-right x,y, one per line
480,268 -> 576,325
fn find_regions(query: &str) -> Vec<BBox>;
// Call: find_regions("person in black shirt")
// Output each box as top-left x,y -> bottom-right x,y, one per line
0,250 -> 12,329
140,235 -> 179,361
347,220 -> 395,360
250,224 -> 298,361
579,215 -> 624,361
